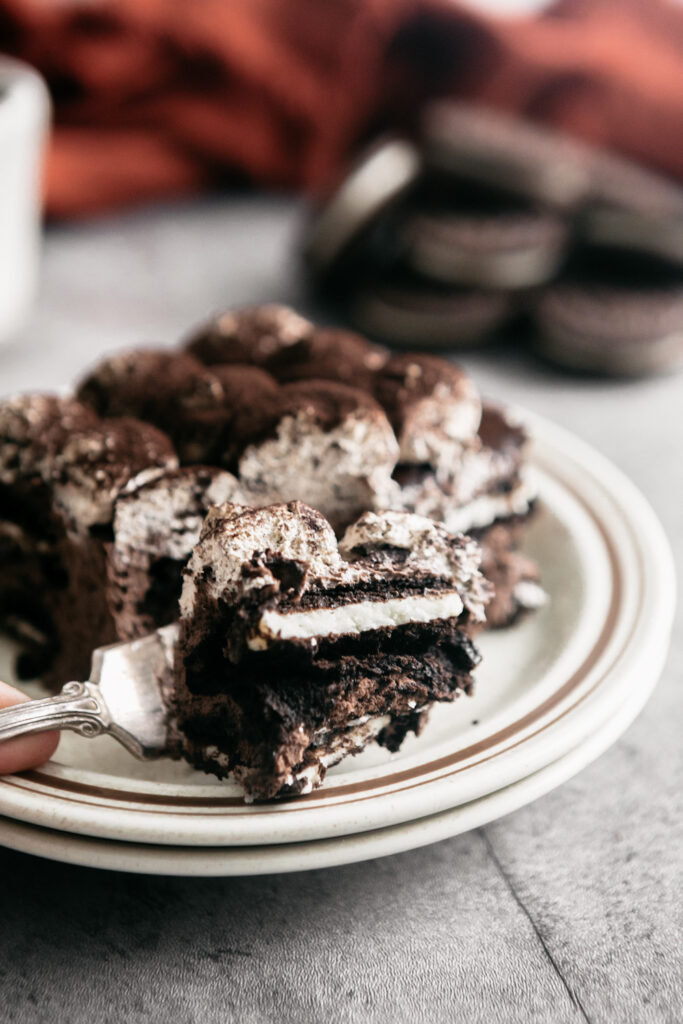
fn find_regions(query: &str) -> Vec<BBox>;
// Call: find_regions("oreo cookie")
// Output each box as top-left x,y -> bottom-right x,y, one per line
406,207 -> 568,289
582,152 -> 683,267
422,101 -> 590,211
350,272 -> 512,348
302,137 -> 421,288
534,278 -> 683,376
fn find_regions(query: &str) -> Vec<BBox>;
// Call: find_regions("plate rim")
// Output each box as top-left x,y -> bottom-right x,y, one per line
0,626 -> 669,876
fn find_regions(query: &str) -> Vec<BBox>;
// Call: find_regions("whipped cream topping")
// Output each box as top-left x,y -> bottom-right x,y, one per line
180,501 -> 345,615
397,376 -> 482,473
513,580 -> 547,610
339,509 -> 489,621
52,424 -> 178,530
398,473 -> 536,535
181,502 -> 490,626
238,406 -> 400,529
114,468 -> 245,560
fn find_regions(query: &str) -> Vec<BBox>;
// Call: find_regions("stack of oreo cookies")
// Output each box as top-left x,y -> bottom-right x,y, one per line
303,101 -> 683,376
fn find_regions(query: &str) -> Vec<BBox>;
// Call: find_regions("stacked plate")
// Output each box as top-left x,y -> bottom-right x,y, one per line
0,413 -> 674,875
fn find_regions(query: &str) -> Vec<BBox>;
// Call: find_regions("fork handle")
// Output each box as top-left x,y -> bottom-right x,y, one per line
0,682 -> 110,742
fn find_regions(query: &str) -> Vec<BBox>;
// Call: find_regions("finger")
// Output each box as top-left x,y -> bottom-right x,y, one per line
0,681 -> 60,774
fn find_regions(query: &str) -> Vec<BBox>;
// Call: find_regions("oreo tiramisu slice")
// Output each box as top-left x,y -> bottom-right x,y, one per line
171,501 -> 489,800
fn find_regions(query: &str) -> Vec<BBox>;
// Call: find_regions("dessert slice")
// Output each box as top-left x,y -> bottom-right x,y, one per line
373,354 -> 541,625
0,391 -> 245,687
0,395 -> 178,684
171,500 -> 490,800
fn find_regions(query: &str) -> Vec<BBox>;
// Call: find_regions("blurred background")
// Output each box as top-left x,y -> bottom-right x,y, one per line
1,0 -> 682,392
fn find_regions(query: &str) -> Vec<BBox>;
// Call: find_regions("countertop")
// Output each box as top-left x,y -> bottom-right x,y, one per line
1,196 -> 681,1024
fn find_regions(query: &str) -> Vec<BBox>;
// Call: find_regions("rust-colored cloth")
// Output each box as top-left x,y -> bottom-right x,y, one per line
1,0 -> 682,218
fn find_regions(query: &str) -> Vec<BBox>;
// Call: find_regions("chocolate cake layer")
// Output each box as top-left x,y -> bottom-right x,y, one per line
172,501 -> 489,799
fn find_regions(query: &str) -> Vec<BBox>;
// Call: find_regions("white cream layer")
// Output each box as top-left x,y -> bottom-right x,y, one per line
442,480 -> 535,534
248,591 -> 464,650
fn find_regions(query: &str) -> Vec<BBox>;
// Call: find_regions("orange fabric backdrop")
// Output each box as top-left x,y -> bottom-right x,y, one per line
0,0 -> 681,218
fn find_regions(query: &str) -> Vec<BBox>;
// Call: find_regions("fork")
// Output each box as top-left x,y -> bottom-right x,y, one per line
0,624 -> 178,760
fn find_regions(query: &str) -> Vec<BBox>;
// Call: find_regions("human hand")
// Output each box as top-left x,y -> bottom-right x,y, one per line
0,681 -> 59,774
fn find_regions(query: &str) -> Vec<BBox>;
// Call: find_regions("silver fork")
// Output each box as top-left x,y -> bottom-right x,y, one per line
0,624 -> 178,760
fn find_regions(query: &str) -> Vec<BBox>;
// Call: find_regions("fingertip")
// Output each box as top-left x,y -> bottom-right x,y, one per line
0,681 -> 60,774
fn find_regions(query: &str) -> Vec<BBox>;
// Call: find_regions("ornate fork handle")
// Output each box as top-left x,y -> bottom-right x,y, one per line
0,681 -> 111,742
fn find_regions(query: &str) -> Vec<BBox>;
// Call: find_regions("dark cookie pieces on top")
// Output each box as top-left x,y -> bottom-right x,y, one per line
185,304 -> 314,366
76,348 -> 283,468
71,306 -> 496,506
266,327 -> 388,391
0,394 -> 98,485
374,353 -> 482,469
77,349 -> 227,462
52,417 -> 178,529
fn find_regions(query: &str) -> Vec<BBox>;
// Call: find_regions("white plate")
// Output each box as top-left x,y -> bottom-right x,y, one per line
0,658 -> 663,876
0,412 -> 675,852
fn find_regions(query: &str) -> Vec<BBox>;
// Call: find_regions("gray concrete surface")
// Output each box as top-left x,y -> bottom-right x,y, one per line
0,196 -> 681,1024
